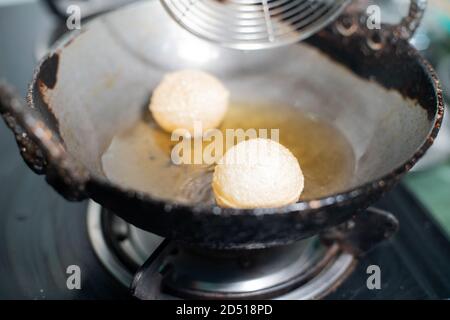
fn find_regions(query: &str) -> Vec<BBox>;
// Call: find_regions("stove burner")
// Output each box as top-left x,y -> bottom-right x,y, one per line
87,201 -> 164,286
132,240 -> 356,299
87,201 -> 356,299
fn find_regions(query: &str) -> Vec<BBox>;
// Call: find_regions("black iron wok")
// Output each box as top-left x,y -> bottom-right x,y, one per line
0,1 -> 444,250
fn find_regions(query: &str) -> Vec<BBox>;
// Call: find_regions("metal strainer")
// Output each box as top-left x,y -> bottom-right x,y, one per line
160,0 -> 350,50
160,0 -> 428,50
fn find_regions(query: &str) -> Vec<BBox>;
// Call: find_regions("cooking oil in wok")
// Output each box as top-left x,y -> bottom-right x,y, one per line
102,102 -> 355,206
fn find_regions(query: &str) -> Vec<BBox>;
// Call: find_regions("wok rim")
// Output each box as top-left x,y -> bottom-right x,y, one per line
26,16 -> 444,219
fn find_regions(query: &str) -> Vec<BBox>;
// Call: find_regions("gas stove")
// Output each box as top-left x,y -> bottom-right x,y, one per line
0,1 -> 449,300
89,202 -> 356,299
1,180 -> 449,299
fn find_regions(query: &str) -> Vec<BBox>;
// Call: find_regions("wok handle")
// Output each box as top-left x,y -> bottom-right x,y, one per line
0,83 -> 46,174
393,0 -> 427,40
0,82 -> 88,201
336,0 -> 427,51
368,0 -> 427,50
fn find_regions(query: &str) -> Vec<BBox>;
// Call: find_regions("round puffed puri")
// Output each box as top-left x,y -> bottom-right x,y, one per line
213,138 -> 304,209
149,69 -> 229,135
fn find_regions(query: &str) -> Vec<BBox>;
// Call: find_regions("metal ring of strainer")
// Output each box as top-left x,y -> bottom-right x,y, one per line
160,0 -> 351,50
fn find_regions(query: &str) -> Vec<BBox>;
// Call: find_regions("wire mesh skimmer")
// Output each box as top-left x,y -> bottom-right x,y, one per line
160,0 -> 350,50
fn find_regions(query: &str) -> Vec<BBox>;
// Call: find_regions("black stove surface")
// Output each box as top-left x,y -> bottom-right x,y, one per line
327,187 -> 450,299
0,1 -> 449,300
